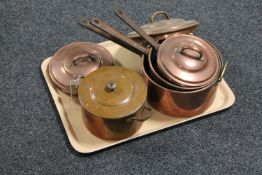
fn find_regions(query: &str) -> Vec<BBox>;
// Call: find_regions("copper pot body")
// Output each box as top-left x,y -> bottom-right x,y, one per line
142,53 -> 218,117
82,105 -> 150,140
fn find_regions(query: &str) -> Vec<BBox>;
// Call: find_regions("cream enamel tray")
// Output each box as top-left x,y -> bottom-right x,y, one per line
41,41 -> 235,154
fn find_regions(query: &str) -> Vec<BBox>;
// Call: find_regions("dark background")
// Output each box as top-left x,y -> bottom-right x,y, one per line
0,0 -> 261,174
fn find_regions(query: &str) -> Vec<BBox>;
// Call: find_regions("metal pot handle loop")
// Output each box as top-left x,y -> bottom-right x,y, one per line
72,54 -> 98,66
127,104 -> 152,122
177,46 -> 204,61
150,11 -> 170,23
218,61 -> 228,82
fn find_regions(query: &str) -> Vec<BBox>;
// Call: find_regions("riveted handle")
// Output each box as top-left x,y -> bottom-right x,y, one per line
126,105 -> 152,122
150,11 -> 170,23
79,17 -> 148,56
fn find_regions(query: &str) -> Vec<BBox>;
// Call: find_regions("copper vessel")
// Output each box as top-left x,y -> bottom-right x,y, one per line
48,42 -> 113,95
142,53 -> 219,117
156,34 -> 220,88
78,66 -> 150,140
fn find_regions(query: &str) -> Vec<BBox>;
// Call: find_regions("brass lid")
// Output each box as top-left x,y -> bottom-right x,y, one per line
78,66 -> 147,119
48,42 -> 113,93
128,11 -> 199,38
157,34 -> 220,87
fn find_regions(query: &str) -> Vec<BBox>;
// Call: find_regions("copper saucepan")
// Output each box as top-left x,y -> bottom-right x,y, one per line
78,66 -> 150,140
79,11 -> 226,117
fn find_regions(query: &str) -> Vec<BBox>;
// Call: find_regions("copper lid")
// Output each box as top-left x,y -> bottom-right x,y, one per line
78,66 -> 147,119
157,34 -> 220,87
48,42 -> 113,94
128,11 -> 199,38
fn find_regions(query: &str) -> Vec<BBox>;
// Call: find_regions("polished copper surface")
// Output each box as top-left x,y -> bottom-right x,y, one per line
147,48 -> 202,91
78,66 -> 150,140
157,34 -> 221,88
48,42 -> 113,94
153,39 -> 224,91
82,106 -> 151,140
78,66 -> 147,119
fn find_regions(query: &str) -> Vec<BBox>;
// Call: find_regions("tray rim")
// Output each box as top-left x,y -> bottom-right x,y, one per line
41,41 -> 236,154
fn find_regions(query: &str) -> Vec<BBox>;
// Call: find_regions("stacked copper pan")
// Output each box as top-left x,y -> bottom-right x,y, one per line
79,9 -> 227,118
125,11 -> 227,117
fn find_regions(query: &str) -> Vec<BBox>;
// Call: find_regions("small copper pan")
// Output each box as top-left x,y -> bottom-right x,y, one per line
48,42 -> 113,95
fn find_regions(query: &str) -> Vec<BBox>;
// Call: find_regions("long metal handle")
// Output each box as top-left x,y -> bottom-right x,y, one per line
115,9 -> 160,50
80,17 -> 144,55
79,17 -> 115,41
88,17 -> 149,56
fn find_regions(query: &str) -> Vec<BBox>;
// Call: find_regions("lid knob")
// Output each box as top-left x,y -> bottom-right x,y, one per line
105,81 -> 117,93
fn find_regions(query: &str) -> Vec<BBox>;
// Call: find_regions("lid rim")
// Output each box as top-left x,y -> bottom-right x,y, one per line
157,34 -> 221,87
48,42 -> 113,91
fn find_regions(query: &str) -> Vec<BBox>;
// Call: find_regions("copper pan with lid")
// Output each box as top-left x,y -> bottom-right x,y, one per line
128,11 -> 199,44
48,42 -> 113,95
79,9 -> 227,117
78,66 -> 150,140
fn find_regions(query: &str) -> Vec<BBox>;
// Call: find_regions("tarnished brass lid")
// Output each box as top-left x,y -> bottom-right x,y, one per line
78,66 -> 147,119
128,11 -> 199,38
48,42 -> 113,94
157,34 -> 220,87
